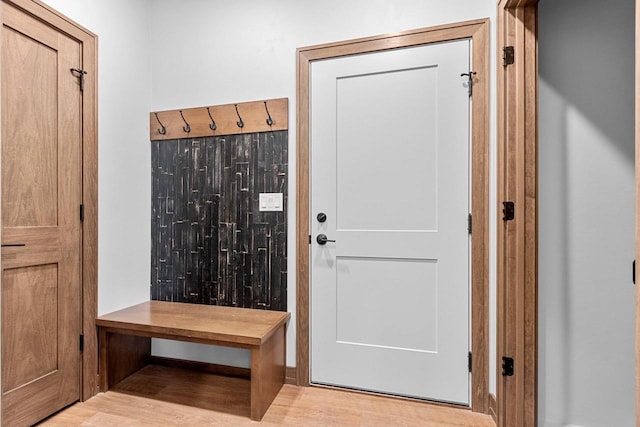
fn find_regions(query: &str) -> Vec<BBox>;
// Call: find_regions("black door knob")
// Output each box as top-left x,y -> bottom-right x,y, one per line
317,212 -> 327,223
316,234 -> 336,245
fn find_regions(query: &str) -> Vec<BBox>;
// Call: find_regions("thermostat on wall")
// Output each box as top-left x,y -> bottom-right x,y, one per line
259,193 -> 284,212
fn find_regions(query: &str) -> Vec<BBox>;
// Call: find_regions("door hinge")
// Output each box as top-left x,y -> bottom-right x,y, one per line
502,356 -> 514,376
309,235 -> 311,245
503,46 -> 515,67
467,214 -> 472,234
468,352 -> 472,373
502,201 -> 515,221
460,71 -> 477,97
70,68 -> 88,92
80,204 -> 85,222
79,334 -> 84,351
633,260 -> 636,285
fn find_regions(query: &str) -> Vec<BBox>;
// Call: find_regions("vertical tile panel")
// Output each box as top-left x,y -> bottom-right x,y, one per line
151,131 -> 287,311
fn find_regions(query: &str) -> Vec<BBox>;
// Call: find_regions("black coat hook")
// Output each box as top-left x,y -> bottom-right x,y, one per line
179,110 -> 191,133
264,101 -> 273,126
154,112 -> 166,135
234,104 -> 244,129
206,107 -> 217,131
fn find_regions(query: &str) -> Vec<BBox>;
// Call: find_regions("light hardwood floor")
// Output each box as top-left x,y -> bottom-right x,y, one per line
39,365 -> 495,426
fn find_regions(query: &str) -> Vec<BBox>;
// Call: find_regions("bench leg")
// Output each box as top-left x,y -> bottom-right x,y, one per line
98,328 -> 151,392
250,324 -> 286,421
99,327 -> 109,392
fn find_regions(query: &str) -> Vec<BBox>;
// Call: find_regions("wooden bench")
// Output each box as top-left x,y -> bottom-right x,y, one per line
96,301 -> 290,421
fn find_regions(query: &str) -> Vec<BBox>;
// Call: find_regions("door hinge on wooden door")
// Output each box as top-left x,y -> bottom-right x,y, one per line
70,68 -> 88,91
468,352 -> 472,373
467,214 -> 472,234
79,334 -> 84,351
503,46 -> 515,67
502,356 -> 514,376
502,201 -> 515,221
80,204 -> 85,222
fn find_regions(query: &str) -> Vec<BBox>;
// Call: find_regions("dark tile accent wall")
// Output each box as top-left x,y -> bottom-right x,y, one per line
151,131 -> 287,311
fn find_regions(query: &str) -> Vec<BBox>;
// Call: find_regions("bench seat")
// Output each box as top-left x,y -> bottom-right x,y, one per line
96,301 -> 290,421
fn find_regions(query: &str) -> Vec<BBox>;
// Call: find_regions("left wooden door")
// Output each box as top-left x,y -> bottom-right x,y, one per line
1,2 -> 82,425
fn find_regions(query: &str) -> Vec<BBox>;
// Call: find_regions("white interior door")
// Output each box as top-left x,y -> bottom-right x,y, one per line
310,40 -> 471,405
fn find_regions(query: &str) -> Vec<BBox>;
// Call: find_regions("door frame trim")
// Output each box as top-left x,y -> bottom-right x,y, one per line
0,0 -> 99,403
296,18 -> 491,412
496,1 -> 538,426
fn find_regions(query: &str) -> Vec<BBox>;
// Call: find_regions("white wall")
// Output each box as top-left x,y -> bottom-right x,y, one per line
39,0 -> 498,395
538,0 -> 635,426
148,0 -> 498,382
23,0 -> 640,422
42,0 -> 153,315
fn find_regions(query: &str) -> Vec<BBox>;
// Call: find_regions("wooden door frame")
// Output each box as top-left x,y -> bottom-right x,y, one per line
296,18 -> 491,412
0,0 -> 98,403
496,0 -> 538,426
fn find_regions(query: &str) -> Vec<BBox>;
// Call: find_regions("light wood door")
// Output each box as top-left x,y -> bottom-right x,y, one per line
310,40 -> 471,404
1,2 -> 82,425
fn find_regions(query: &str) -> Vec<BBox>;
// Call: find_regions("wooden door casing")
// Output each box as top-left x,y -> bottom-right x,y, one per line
296,18 -> 490,412
496,1 -> 539,426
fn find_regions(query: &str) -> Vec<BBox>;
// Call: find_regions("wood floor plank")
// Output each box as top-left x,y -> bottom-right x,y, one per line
38,365 -> 495,426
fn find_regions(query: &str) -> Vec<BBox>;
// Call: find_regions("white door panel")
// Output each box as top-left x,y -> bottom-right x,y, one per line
310,40 -> 471,404
335,66 -> 439,232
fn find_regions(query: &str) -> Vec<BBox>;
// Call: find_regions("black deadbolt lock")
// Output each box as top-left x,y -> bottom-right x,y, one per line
317,212 -> 327,223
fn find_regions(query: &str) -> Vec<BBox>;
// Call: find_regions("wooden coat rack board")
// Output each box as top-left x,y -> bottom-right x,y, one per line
150,98 -> 288,141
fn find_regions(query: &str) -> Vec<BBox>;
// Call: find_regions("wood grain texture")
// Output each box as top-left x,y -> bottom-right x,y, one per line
2,264 -> 58,392
296,19 -> 491,412
469,18 -> 491,414
295,49 -> 311,387
97,302 -> 289,421
1,1 -> 85,424
79,14 -> 99,403
489,393 -> 497,424
99,333 -> 150,391
504,0 -> 539,7
11,0 -> 98,41
298,19 -> 490,60
496,3 -> 508,425
500,6 -> 521,426
96,301 -> 290,347
250,324 -> 286,420
40,365 -> 496,427
285,366 -> 297,385
148,355 -> 251,379
496,2 -> 539,427
150,98 -> 288,141
522,8 -> 538,426
1,21 -> 57,228
6,0 -> 101,404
